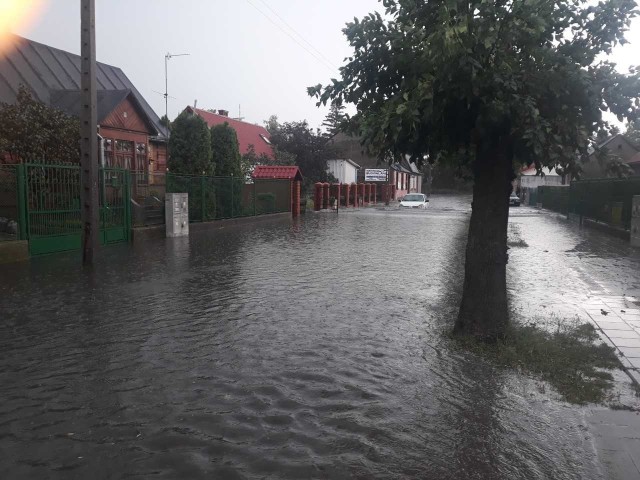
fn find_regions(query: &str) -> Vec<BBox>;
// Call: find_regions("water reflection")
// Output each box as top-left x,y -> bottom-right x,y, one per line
0,198 -> 619,478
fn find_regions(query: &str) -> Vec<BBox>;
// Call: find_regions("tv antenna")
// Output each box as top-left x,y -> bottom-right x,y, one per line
164,52 -> 190,120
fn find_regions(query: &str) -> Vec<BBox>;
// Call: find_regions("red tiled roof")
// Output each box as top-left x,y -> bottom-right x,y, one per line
252,166 -> 303,181
187,107 -> 275,159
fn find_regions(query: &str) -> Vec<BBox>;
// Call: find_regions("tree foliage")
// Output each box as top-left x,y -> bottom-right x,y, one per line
322,102 -> 348,137
309,0 -> 640,340
168,111 -> 212,175
241,144 -> 295,180
309,0 -> 640,174
159,114 -> 172,132
265,116 -> 339,189
210,122 -> 242,177
0,85 -> 80,164
625,119 -> 640,146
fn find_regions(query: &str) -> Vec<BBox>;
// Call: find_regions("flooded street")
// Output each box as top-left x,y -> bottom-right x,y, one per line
2,194 -> 639,479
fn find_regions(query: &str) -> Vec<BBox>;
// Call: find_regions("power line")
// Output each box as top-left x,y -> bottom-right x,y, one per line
244,0 -> 338,74
255,0 -> 339,71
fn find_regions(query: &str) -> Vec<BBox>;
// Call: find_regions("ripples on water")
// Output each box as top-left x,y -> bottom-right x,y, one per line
0,196 -> 607,479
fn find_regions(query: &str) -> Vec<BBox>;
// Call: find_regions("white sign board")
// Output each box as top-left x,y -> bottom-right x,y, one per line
365,169 -> 388,182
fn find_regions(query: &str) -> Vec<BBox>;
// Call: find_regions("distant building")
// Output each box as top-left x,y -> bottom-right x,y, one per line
515,165 -> 564,205
326,159 -> 360,184
583,134 -> 640,178
329,133 -> 423,199
185,107 -> 275,160
517,166 -> 564,189
0,34 -> 169,171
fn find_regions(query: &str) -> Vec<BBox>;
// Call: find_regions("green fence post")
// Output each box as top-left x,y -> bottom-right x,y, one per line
253,181 -> 257,217
16,164 -> 28,241
231,175 -> 234,218
125,169 -> 132,241
201,175 -> 206,222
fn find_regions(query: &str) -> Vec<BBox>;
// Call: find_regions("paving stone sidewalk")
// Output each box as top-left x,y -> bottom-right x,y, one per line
583,295 -> 640,384
588,408 -> 640,480
585,296 -> 640,479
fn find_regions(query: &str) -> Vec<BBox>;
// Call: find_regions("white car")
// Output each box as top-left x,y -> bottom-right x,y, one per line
399,193 -> 429,209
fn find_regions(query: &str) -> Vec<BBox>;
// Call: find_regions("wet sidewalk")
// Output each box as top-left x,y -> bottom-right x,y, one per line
583,297 -> 640,383
510,207 -> 640,479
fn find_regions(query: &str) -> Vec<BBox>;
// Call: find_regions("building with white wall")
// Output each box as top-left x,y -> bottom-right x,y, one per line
326,159 -> 361,184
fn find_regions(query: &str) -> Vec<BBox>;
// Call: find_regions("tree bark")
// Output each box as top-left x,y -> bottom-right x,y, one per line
454,136 -> 514,341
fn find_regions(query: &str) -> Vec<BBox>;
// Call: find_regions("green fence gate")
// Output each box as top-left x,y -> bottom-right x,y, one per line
19,164 -> 131,255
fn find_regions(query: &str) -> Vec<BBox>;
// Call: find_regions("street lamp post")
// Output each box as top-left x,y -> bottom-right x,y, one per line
164,52 -> 189,121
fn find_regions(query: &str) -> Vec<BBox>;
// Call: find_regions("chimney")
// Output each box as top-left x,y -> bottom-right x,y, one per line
218,109 -> 229,117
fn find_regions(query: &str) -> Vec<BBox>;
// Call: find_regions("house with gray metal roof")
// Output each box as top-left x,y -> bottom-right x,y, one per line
0,34 -> 168,172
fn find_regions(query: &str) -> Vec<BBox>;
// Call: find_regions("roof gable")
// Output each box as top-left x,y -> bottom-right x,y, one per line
252,165 -> 303,181
0,34 -> 167,139
327,158 -> 361,169
50,89 -> 158,135
188,107 -> 274,159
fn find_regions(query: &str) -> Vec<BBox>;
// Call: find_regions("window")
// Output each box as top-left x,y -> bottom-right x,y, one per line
113,140 -> 133,169
259,134 -> 272,145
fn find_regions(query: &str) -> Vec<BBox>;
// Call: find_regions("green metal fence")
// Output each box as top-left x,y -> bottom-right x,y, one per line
0,165 -> 18,242
538,185 -> 570,214
2,165 -> 291,254
166,173 -> 290,223
129,171 -> 166,227
100,168 -> 131,245
569,177 -> 640,229
19,164 -> 131,255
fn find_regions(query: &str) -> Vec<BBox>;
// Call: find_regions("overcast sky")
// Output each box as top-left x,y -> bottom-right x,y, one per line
11,0 -> 380,129
10,0 -> 640,130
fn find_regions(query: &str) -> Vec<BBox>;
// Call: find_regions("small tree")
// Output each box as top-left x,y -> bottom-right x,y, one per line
210,123 -> 242,177
322,102 -> 347,137
0,85 -> 80,163
241,144 -> 292,180
168,111 -> 212,175
310,0 -> 640,341
159,114 -> 172,132
210,123 -> 243,216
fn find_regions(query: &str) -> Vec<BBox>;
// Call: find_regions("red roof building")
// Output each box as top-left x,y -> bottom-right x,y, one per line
251,166 -> 303,181
185,107 -> 275,159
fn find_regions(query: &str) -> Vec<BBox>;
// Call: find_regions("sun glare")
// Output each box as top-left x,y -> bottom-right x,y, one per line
0,0 -> 45,53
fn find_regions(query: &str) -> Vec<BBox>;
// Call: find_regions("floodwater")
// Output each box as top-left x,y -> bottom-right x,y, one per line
1,195 -> 638,479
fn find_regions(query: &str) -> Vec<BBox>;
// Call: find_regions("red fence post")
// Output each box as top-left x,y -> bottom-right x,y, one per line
359,183 -> 365,206
364,184 -> 370,205
314,182 -> 323,211
344,183 -> 350,207
322,183 -> 330,209
351,183 -> 357,207
292,180 -> 301,216
373,184 -> 377,204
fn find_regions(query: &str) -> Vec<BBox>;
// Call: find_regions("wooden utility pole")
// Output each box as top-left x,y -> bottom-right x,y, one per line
80,0 -> 99,265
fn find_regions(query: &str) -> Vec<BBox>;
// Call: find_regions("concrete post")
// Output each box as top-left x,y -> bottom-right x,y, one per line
80,0 -> 99,265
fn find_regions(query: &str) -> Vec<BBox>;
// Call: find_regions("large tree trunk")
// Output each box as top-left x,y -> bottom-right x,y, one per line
454,136 -> 514,341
